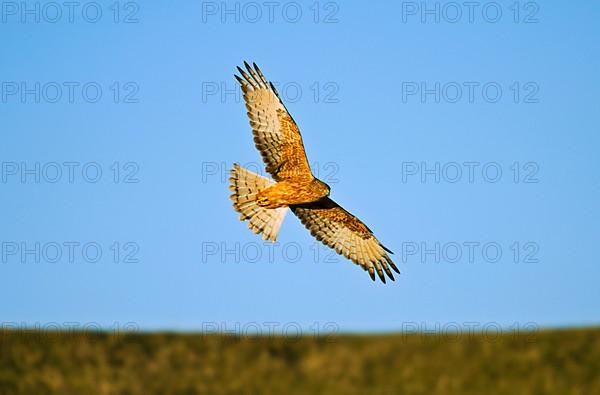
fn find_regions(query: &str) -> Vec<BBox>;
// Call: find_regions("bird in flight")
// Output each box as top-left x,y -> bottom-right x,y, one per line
229,62 -> 398,283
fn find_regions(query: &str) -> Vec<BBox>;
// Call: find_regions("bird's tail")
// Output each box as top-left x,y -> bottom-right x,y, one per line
229,163 -> 288,242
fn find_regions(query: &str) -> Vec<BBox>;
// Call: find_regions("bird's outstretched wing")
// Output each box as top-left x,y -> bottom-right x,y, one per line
291,198 -> 398,283
235,62 -> 312,181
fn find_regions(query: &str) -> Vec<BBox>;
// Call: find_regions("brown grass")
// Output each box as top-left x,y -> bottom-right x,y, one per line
0,327 -> 598,394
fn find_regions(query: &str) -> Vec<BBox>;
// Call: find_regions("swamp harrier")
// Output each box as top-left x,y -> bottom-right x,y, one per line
229,62 -> 398,283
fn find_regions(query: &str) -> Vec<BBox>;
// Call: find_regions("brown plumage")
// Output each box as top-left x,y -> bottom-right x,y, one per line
229,62 -> 398,283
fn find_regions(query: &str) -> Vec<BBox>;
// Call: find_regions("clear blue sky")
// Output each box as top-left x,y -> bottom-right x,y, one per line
1,1 -> 598,333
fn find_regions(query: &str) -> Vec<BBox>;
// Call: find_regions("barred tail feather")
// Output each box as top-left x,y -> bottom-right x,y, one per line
229,163 -> 288,242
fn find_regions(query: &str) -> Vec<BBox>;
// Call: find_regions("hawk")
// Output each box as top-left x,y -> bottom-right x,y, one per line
229,62 -> 399,283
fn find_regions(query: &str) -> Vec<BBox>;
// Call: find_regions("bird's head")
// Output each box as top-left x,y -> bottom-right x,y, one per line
315,179 -> 331,197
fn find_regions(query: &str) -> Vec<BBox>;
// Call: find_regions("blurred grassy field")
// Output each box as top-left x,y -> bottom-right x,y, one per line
0,327 -> 598,394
